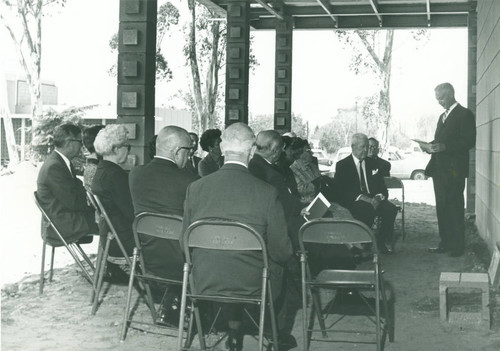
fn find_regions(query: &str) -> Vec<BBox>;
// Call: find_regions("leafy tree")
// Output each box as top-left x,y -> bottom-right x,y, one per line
248,112 -> 308,137
107,1 -> 180,82
335,29 -> 428,149
1,0 -> 67,166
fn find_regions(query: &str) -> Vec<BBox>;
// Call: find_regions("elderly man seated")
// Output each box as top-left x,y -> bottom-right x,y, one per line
182,123 -> 293,351
333,133 -> 397,253
37,123 -> 97,245
129,125 -> 199,325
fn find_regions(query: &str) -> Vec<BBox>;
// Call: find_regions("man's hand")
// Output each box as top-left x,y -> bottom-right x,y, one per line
357,194 -> 380,210
426,143 -> 446,153
300,206 -> 310,218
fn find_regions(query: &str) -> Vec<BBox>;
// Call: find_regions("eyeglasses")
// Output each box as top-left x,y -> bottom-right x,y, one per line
176,146 -> 194,153
121,144 -> 131,152
68,139 -> 83,145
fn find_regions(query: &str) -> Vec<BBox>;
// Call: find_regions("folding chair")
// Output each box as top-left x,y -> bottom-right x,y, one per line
299,218 -> 395,351
384,176 -> 405,241
87,191 -> 133,315
178,219 -> 279,351
121,212 -> 189,344
33,191 -> 95,295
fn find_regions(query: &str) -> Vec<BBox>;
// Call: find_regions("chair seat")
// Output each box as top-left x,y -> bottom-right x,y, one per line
313,269 -> 376,286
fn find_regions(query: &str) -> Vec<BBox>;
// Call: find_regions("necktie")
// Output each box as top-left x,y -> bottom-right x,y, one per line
442,109 -> 449,123
359,161 -> 368,195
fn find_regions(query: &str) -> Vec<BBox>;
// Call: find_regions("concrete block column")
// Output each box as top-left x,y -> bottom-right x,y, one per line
225,0 -> 250,126
117,0 -> 157,166
467,7 -> 477,213
274,17 -> 293,133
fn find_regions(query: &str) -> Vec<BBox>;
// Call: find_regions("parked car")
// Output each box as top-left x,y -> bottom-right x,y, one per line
312,148 -> 333,172
328,146 -> 429,180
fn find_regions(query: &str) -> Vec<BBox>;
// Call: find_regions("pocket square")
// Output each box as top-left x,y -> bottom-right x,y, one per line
372,169 -> 379,175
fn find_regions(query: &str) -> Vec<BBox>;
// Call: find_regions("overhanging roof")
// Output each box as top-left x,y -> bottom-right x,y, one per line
196,0 -> 477,29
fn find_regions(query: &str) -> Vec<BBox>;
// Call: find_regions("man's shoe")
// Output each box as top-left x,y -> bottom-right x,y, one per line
428,247 -> 447,253
225,329 -> 243,351
448,250 -> 464,257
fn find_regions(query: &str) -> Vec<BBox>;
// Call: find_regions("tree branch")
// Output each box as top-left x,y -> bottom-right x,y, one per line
356,31 -> 383,72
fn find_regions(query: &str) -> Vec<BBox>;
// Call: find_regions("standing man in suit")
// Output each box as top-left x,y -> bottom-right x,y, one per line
421,82 -> 476,257
182,123 -> 293,351
333,133 -> 397,253
183,132 -> 201,175
368,137 -> 391,177
37,123 -> 97,244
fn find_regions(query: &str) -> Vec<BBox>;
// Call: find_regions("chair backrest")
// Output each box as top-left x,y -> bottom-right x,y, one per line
183,219 -> 269,268
33,191 -> 69,247
299,218 -> 376,252
133,212 -> 183,249
91,193 -> 120,239
383,176 -> 403,190
86,190 -> 101,216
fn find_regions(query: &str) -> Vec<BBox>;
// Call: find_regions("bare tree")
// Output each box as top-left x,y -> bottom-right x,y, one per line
185,0 -> 225,133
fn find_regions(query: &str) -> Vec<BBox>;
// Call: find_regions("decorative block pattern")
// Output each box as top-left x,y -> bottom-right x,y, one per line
123,60 -> 138,77
277,69 -> 287,79
230,27 -> 241,38
123,29 -> 139,45
229,4 -> 241,17
124,1 -> 140,14
121,92 -> 138,108
277,37 -> 287,47
229,109 -> 240,121
229,48 -> 240,59
276,117 -> 285,126
277,100 -> 286,111
229,88 -> 240,100
439,272 -> 490,327
277,53 -> 287,63
229,67 -> 240,79
277,85 -> 287,95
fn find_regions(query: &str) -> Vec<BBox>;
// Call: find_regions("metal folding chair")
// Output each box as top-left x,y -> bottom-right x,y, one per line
33,191 -> 95,295
86,191 -> 133,315
178,219 -> 279,351
121,212 -> 190,344
299,218 -> 395,351
384,176 -> 405,241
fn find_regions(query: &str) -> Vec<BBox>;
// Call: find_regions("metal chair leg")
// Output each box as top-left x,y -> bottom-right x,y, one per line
49,246 -> 55,282
267,279 -> 279,351
121,248 -> 138,342
91,236 -> 104,303
39,241 -> 47,295
92,233 -> 112,315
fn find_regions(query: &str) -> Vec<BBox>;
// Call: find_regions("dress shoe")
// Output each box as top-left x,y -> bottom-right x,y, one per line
225,329 -> 243,351
448,250 -> 464,257
428,247 -> 447,253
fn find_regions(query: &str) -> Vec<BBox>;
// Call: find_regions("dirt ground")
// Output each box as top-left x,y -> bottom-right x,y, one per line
1,163 -> 500,350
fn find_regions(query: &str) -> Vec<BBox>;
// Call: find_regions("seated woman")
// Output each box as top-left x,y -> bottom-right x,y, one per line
83,125 -> 105,191
289,138 -> 322,204
91,125 -> 135,258
198,128 -> 224,177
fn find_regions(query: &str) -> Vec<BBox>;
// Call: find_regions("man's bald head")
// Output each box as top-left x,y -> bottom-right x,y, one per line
220,123 -> 255,164
156,125 -> 192,168
255,130 -> 283,163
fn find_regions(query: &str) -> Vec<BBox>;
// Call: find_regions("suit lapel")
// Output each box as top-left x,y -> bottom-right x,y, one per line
53,152 -> 74,179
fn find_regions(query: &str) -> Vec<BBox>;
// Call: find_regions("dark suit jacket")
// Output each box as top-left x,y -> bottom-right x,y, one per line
182,163 -> 293,297
184,155 -> 201,175
129,157 -> 200,280
36,151 -> 97,245
369,156 -> 391,177
425,104 -> 476,178
91,160 -> 135,257
333,155 -> 388,209
198,154 -> 224,177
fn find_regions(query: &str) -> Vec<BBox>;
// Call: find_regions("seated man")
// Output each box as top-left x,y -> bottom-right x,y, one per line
368,137 -> 391,177
182,123 -> 293,351
333,133 -> 398,253
183,132 -> 201,175
129,125 -> 199,324
36,123 -> 97,245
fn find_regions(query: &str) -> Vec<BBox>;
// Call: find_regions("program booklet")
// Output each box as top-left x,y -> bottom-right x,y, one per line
411,138 -> 431,146
303,192 -> 331,221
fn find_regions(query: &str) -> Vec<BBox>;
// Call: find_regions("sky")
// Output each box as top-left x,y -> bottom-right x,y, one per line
0,0 -> 468,131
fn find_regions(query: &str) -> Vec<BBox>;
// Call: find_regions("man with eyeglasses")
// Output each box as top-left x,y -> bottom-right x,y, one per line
367,137 -> 391,177
36,123 -> 98,245
129,125 -> 199,326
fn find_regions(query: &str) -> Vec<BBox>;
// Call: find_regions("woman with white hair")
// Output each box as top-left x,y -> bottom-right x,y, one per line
91,124 -> 135,263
